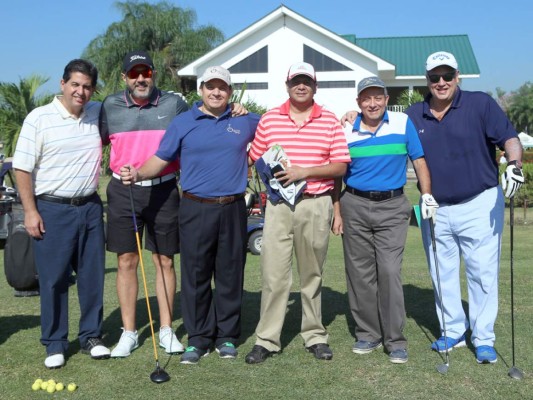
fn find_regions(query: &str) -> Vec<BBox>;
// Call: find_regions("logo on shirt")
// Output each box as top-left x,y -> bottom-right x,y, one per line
226,124 -> 241,134
419,129 -> 425,134
157,115 -> 168,120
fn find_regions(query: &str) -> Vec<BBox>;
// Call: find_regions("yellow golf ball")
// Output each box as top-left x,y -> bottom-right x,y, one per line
47,379 -> 56,386
56,382 -> 64,391
40,381 -> 48,390
47,384 -> 56,393
67,383 -> 77,392
34,378 -> 43,386
31,382 -> 41,391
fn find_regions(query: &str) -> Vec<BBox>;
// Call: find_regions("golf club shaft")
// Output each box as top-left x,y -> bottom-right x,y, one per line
429,218 -> 449,364
128,185 -> 161,363
510,197 -> 516,367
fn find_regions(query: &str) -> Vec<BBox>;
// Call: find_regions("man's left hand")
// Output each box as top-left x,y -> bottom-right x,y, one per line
231,103 -> 248,116
421,193 -> 439,220
501,163 -> 525,198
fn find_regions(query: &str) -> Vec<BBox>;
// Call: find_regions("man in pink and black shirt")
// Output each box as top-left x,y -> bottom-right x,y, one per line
99,50 -> 188,357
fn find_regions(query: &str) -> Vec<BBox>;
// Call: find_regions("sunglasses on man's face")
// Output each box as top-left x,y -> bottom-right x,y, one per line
126,67 -> 153,80
427,71 -> 456,84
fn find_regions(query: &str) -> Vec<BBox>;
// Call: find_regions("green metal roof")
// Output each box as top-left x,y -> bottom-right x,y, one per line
342,35 -> 480,76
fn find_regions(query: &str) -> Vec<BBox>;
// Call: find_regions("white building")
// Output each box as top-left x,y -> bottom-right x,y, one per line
178,5 -> 479,118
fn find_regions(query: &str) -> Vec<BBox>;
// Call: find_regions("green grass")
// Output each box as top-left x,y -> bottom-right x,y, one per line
0,179 -> 531,399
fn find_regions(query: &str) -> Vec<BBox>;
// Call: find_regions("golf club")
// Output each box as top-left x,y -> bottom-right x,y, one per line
429,217 -> 449,374
508,197 -> 523,380
128,185 -> 170,384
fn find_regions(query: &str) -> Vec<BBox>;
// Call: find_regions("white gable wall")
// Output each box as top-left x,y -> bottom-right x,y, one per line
179,7 -> 396,119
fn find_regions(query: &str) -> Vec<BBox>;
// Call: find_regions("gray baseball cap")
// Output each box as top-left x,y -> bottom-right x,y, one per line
357,76 -> 387,96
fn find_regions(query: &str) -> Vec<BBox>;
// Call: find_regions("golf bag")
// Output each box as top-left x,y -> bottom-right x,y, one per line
4,202 -> 39,291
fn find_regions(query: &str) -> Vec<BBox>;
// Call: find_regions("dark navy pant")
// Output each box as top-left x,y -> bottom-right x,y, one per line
33,195 -> 105,355
179,197 -> 247,350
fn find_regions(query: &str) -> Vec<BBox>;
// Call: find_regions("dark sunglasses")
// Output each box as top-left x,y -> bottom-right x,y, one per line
427,71 -> 456,84
127,67 -> 153,79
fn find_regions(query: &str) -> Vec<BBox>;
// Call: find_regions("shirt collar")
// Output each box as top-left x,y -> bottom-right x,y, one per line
353,110 -> 389,132
423,86 -> 462,117
53,96 -> 85,120
279,99 -> 323,119
191,100 -> 232,120
123,87 -> 161,107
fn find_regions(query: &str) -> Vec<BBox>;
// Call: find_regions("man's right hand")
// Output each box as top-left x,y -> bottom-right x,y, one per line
340,111 -> 359,127
24,210 -> 45,239
120,165 -> 137,185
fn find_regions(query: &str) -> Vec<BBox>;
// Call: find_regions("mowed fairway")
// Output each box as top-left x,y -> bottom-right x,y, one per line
0,180 -> 531,399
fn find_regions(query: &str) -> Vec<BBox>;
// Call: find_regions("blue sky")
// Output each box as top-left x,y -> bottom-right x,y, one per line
2,0 -> 531,97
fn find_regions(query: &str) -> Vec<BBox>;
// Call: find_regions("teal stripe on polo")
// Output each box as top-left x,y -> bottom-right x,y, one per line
349,143 -> 407,158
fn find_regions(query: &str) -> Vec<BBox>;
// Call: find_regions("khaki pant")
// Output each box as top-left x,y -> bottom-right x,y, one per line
254,195 -> 333,352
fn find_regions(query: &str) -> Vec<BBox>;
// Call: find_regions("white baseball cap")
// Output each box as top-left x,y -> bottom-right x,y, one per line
425,51 -> 458,71
201,66 -> 232,86
287,62 -> 316,81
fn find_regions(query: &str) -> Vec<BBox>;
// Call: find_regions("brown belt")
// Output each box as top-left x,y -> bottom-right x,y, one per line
302,192 -> 331,199
182,191 -> 245,205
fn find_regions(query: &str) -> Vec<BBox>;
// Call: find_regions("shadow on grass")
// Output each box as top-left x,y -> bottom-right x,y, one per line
404,283 -> 470,350
0,315 -> 41,346
241,286 -> 349,349
99,294 -> 186,352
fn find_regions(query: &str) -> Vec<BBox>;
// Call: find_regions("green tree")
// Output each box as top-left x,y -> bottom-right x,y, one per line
82,0 -> 224,94
396,88 -> 424,109
0,75 -> 54,156
507,82 -> 533,133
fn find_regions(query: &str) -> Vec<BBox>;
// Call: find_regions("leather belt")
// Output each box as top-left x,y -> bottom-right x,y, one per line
302,192 -> 331,199
182,191 -> 245,205
345,186 -> 403,201
37,193 -> 96,206
112,172 -> 175,187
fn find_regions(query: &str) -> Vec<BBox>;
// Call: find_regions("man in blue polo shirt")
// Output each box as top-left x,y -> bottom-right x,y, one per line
333,76 -> 436,364
405,51 -> 524,364
120,66 -> 260,364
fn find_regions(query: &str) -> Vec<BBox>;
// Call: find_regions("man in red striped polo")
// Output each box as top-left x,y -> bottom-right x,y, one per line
245,62 -> 351,364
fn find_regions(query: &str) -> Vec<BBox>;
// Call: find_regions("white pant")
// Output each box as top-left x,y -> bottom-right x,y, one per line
420,186 -> 504,347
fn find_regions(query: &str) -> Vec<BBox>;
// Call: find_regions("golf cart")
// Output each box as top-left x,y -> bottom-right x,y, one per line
246,167 -> 266,255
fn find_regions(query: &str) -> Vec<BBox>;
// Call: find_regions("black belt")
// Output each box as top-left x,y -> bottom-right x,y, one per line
345,186 -> 403,201
182,191 -> 245,205
37,193 -> 96,206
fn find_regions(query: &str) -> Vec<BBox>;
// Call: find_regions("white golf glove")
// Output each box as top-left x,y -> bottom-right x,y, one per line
501,162 -> 524,198
421,193 -> 439,220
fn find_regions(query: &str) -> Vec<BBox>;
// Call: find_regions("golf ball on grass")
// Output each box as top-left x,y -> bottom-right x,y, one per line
40,381 -> 48,390
46,384 -> 56,393
31,382 -> 41,391
56,382 -> 65,391
67,383 -> 77,392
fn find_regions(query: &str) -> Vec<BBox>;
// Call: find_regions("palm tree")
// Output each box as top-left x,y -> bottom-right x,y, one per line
82,1 -> 224,93
0,75 -> 54,156
396,89 -> 424,110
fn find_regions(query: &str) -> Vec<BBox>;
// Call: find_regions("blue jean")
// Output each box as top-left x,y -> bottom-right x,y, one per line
33,196 -> 105,355
420,186 -> 504,347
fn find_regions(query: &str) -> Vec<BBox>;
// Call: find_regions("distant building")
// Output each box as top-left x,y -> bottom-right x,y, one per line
178,5 -> 479,117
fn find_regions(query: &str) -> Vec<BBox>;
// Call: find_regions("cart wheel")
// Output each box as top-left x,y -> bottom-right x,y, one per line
248,230 -> 262,255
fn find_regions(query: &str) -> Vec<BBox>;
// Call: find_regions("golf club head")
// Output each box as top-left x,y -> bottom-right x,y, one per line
436,363 -> 449,374
150,366 -> 170,384
508,366 -> 524,380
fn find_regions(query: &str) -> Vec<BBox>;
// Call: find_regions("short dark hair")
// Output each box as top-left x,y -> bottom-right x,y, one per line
62,59 -> 98,88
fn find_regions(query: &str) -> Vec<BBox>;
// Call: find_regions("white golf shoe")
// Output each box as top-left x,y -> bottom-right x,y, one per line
159,326 -> 184,354
45,353 -> 65,369
111,329 -> 139,358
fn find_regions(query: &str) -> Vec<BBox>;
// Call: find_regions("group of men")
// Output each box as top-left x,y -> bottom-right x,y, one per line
12,49 -> 523,370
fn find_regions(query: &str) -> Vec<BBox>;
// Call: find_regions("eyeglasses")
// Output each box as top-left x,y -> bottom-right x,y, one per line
126,67 -> 153,79
427,71 -> 456,84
